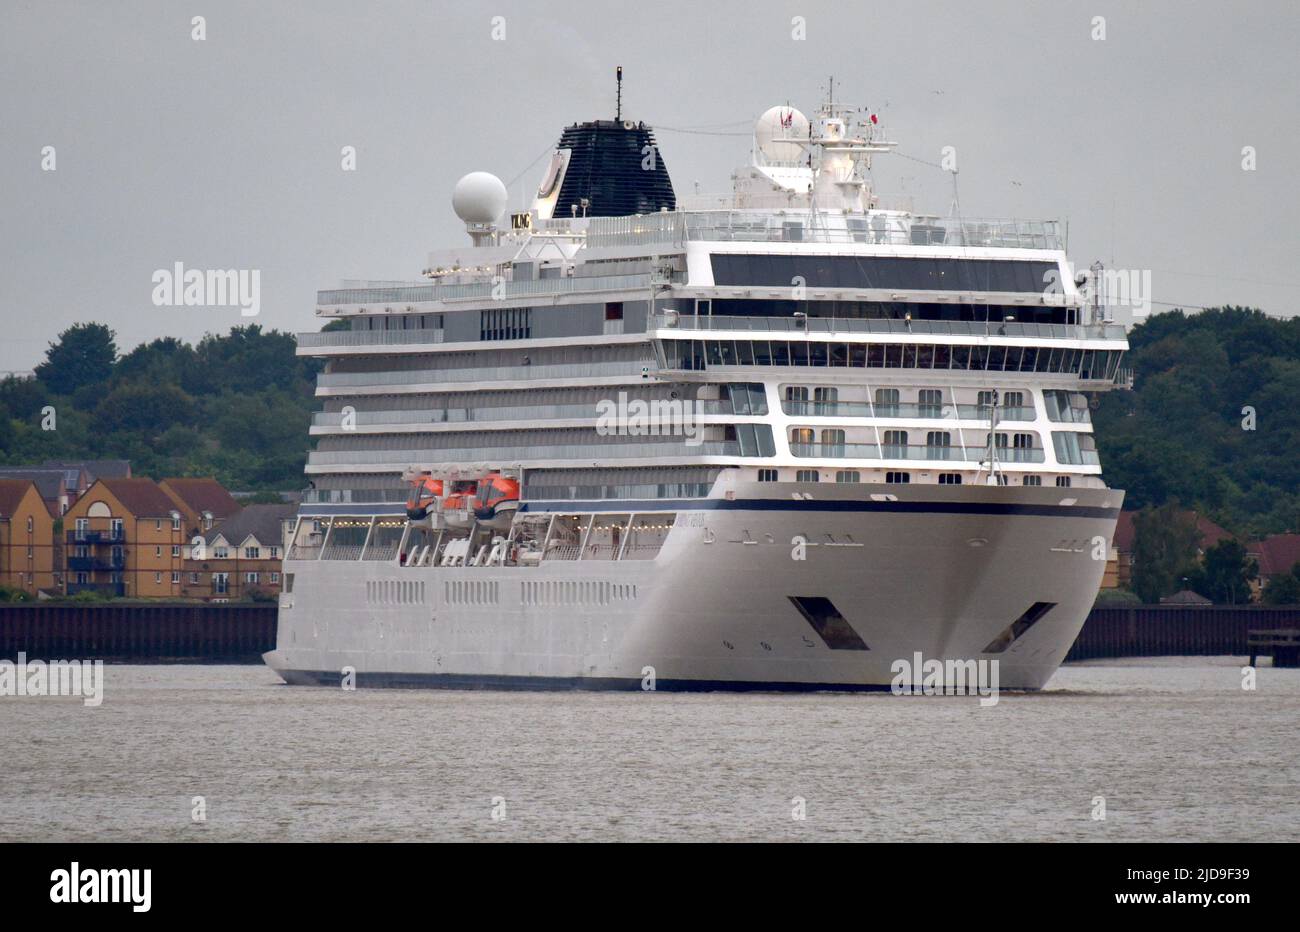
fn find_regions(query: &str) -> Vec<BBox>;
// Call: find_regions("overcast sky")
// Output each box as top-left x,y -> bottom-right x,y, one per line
2,0 -> 1296,371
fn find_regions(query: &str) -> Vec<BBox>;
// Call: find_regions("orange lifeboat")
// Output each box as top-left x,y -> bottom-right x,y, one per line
472,472 -> 521,526
405,476 -> 444,520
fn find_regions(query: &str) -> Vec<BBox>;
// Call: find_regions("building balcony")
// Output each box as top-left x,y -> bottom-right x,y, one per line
66,554 -> 126,572
67,529 -> 125,545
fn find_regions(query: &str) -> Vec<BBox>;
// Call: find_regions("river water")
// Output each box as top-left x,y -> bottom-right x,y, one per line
2,657 -> 1296,842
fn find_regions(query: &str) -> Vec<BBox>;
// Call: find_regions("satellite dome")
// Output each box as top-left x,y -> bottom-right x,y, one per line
452,172 -> 508,225
754,106 -> 810,164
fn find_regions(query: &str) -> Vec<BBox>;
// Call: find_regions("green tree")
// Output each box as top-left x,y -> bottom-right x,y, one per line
1261,564 -> 1300,605
35,323 -> 117,395
1187,539 -> 1257,604
1131,503 -> 1201,603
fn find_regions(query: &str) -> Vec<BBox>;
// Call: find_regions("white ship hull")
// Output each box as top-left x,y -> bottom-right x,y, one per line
265,484 -> 1122,691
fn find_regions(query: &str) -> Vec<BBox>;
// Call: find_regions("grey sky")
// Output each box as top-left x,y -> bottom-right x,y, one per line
2,0 -> 1296,372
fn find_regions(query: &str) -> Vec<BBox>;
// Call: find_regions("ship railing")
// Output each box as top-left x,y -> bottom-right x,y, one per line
680,211 -> 1062,250
300,488 -> 410,504
298,329 -> 447,348
306,441 -> 744,467
789,442 -> 1046,463
315,272 -> 666,307
651,313 -> 1127,341
783,400 -> 1037,421
311,400 -> 739,429
316,360 -> 649,389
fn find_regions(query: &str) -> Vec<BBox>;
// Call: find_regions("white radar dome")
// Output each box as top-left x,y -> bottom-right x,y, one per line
754,106 -> 810,164
452,172 -> 508,225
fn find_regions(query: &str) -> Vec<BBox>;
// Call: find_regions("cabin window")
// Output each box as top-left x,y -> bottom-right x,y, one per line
885,472 -> 911,484
757,469 -> 779,482
939,473 -> 962,484
1056,476 -> 1072,487
605,302 -> 623,321
796,470 -> 820,482
1023,475 -> 1042,486
835,471 -> 861,483
918,389 -> 943,417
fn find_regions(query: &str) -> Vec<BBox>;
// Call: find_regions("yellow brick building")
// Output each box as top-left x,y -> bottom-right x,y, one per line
0,479 -> 57,594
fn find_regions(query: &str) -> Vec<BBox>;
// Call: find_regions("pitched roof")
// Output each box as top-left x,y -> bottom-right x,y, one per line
160,478 -> 241,520
1255,534 -> 1300,578
96,478 -> 184,517
0,479 -> 39,518
1112,509 -> 1235,553
0,468 -> 68,502
204,503 -> 297,548
1160,588 -> 1213,605
41,459 -> 131,481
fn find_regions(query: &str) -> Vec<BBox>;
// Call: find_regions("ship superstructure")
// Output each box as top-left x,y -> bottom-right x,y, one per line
265,83 -> 1128,691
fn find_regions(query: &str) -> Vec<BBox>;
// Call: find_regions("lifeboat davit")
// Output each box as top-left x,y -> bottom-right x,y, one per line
472,472 -> 521,530
440,480 -> 480,529
405,476 -> 444,520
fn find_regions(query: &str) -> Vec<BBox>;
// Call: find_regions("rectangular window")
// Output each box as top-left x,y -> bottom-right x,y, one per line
875,388 -> 900,416
938,472 -> 963,484
154,572 -> 162,583
796,470 -> 820,483
269,547 -> 280,559
271,572 -> 281,584
1056,476 -> 1072,487
883,430 -> 908,457
885,471 -> 911,484
479,307 -> 532,341
835,471 -> 861,483
604,301 -> 623,321
245,546 -> 261,559
189,572 -> 200,584
757,469 -> 779,482
172,545 -> 181,557
1022,475 -> 1042,486
245,572 -> 259,584
214,546 -> 229,559
171,571 -> 180,584
918,389 -> 943,417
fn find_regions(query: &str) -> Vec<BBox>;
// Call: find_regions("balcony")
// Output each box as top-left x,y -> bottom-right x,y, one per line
789,442 -> 1046,463
782,400 -> 1037,422
67,553 -> 126,572
67,529 -> 125,545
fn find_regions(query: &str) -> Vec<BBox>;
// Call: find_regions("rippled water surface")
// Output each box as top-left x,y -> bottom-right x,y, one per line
2,658 -> 1296,841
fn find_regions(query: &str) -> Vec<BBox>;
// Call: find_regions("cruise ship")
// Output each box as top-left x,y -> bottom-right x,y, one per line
264,79 -> 1129,691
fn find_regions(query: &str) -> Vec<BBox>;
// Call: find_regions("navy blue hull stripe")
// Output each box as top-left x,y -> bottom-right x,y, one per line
522,499 -> 1122,519
274,668 -> 903,693
300,500 -> 1120,520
